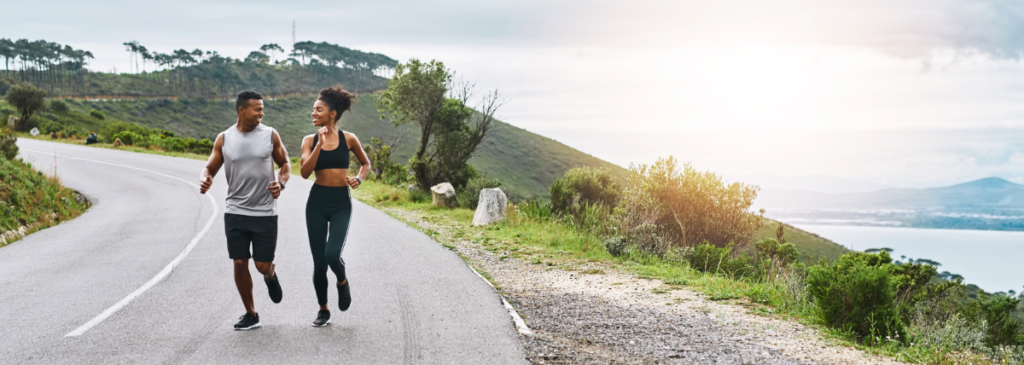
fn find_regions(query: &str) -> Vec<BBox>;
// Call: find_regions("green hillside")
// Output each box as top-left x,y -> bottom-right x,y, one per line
42,95 -> 624,198
753,218 -> 850,262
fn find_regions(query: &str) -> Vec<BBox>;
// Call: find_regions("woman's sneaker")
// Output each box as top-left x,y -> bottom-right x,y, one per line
338,281 -> 352,311
265,273 -> 283,303
312,310 -> 331,327
234,312 -> 260,330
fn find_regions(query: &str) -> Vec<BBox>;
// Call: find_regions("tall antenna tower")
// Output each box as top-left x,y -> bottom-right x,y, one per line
291,21 -> 296,46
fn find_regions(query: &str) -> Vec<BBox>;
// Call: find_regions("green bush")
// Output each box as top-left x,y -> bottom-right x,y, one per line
689,242 -> 754,277
517,200 -> 553,221
0,128 -> 17,160
457,176 -> 502,209
103,121 -> 147,143
550,167 -> 620,215
807,251 -> 904,342
978,295 -> 1024,347
112,131 -> 143,146
617,157 -> 762,251
89,109 -> 105,120
49,99 -> 69,113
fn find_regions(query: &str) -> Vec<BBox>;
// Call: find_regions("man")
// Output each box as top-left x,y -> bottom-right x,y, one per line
200,90 -> 290,330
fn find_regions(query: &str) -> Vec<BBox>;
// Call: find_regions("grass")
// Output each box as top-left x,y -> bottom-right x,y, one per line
0,154 -> 90,246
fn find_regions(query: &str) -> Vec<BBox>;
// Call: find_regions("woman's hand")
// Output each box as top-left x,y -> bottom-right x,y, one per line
317,127 -> 329,146
347,176 -> 361,189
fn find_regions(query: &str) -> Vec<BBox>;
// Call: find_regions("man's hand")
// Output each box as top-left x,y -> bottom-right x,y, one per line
200,175 -> 213,194
347,176 -> 361,189
267,181 -> 282,199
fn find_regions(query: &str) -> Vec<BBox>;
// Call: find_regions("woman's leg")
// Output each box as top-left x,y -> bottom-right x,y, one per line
325,199 -> 353,310
305,201 -> 331,307
325,203 -> 352,284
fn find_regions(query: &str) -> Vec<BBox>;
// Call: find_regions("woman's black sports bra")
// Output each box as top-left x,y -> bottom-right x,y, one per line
311,132 -> 351,171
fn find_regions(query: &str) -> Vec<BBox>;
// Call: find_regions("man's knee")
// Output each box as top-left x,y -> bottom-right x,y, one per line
254,261 -> 273,275
233,259 -> 249,268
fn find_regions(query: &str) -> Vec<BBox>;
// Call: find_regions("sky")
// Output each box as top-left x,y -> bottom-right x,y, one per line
6,0 -> 1024,190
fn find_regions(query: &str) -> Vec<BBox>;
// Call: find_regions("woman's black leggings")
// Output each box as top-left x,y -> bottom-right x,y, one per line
305,184 -> 352,306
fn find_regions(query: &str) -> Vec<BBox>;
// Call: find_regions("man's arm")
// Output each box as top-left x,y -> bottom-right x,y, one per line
200,133 -> 225,194
267,131 -> 290,199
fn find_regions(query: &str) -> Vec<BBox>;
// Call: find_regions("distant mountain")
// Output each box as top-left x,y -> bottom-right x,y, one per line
757,177 -> 1024,209
757,177 -> 1024,231
733,173 -> 893,194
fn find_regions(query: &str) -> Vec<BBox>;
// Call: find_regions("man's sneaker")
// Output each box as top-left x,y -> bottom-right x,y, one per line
312,310 -> 331,327
266,273 -> 283,303
234,312 -> 260,330
338,281 -> 352,311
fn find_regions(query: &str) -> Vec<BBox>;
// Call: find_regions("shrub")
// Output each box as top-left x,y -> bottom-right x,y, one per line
617,157 -> 762,251
457,176 -> 502,209
62,125 -> 81,138
0,128 -> 17,160
112,131 -> 143,146
550,167 -> 620,215
49,99 -> 69,113
365,137 -> 408,186
807,251 -> 904,342
604,237 -> 627,257
89,109 -> 105,120
103,121 -> 147,143
978,295 -> 1024,347
517,200 -> 553,221
689,242 -> 754,277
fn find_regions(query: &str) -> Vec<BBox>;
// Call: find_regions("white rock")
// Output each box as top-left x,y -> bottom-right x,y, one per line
473,188 -> 508,226
29,127 -> 39,136
430,182 -> 457,207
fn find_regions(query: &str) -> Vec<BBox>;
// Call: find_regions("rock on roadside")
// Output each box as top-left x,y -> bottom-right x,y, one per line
472,188 -> 508,226
431,182 -> 457,208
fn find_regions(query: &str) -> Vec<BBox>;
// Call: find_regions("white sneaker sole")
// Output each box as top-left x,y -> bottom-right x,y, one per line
234,322 -> 261,331
312,319 -> 331,327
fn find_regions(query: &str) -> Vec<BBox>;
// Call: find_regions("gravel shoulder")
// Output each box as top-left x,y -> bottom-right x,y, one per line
378,206 -> 906,365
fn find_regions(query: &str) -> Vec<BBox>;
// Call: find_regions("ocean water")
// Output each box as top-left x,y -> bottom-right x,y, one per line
793,224 -> 1024,293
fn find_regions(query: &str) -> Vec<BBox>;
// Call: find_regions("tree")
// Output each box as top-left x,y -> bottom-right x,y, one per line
259,44 -> 284,64
246,51 -> 269,65
5,83 -> 47,131
376,59 -> 503,190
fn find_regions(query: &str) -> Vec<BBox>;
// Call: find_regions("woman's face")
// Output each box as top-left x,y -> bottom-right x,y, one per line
311,100 -> 336,127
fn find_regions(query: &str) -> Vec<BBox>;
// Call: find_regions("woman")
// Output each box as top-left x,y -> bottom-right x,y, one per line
299,85 -> 371,327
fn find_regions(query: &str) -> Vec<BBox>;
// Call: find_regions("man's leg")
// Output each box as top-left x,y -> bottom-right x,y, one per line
254,261 -> 274,279
233,258 -> 256,315
252,216 -> 281,303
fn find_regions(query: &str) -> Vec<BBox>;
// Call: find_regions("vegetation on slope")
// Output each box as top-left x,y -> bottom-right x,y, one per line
0,129 -> 90,246
754,218 -> 850,262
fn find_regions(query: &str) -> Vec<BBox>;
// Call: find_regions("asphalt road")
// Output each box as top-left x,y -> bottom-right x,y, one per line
2,138 -> 526,364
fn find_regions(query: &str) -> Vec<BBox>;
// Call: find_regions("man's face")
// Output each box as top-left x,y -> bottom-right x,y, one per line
238,99 -> 265,125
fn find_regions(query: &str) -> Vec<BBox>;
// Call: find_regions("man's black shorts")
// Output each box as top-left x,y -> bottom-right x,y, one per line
224,213 -> 277,262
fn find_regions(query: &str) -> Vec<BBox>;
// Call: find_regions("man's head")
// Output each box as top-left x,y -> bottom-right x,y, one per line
236,90 -> 265,127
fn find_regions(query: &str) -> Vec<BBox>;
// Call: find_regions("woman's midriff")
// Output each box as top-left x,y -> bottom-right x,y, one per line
313,168 -> 350,187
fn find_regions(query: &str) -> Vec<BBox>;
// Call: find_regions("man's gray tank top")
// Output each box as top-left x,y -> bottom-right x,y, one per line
222,124 -> 277,216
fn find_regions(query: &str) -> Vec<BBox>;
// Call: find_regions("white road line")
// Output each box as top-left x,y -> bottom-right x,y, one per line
21,148 -> 219,337
468,266 -> 534,336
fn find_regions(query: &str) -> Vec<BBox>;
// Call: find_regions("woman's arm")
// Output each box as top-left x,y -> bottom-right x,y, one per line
346,132 -> 371,189
299,134 -> 321,179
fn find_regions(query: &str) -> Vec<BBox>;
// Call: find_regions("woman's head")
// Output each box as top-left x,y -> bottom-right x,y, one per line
311,85 -> 355,127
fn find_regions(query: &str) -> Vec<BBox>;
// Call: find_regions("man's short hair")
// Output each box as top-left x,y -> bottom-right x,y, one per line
236,90 -> 263,110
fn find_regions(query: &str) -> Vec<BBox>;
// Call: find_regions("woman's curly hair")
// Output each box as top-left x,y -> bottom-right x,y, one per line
318,85 -> 355,121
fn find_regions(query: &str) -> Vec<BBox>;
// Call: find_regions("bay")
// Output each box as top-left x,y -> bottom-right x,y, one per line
793,224 -> 1024,294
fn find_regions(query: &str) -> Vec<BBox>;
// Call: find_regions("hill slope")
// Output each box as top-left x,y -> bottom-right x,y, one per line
753,218 -> 850,262
54,95 -> 625,198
